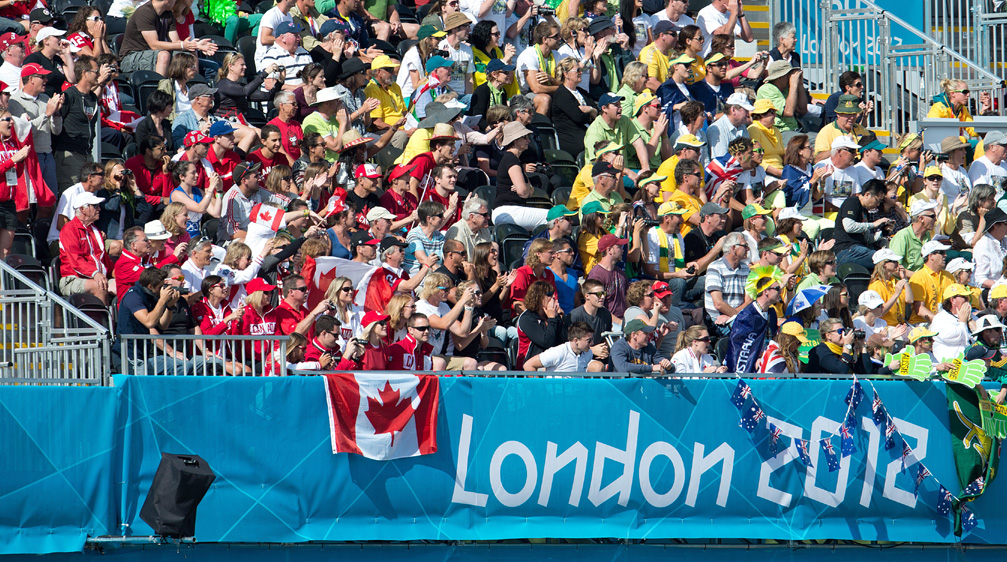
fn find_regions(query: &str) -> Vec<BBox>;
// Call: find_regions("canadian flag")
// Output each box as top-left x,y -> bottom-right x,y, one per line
246,203 -> 286,257
323,374 -> 439,459
304,256 -> 376,311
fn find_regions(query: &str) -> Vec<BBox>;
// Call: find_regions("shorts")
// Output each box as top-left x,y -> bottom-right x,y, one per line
0,200 -> 16,230
121,49 -> 164,74
58,275 -> 89,296
436,355 -> 471,370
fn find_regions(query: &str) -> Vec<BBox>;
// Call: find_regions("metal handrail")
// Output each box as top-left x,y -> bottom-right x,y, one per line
117,333 -> 291,377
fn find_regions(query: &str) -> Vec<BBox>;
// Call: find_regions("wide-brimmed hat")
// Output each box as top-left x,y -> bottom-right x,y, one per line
416,101 -> 463,128
983,208 -> 1007,234
941,135 -> 970,153
972,314 -> 1006,337
500,121 -> 532,146
314,86 -> 341,105
337,57 -> 369,80
430,122 -> 459,142
338,130 -> 373,152
443,12 -> 471,31
834,94 -> 862,114
765,60 -> 798,81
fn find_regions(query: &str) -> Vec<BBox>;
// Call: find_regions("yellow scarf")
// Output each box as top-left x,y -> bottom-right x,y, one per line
657,228 -> 684,273
825,341 -> 846,356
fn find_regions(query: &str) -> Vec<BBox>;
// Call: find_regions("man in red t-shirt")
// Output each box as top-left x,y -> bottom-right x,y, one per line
421,164 -> 462,231
361,237 -> 436,312
301,315 -> 360,370
387,313 -> 434,370
247,123 -> 292,176
267,91 -> 303,161
113,222 -> 186,304
406,125 -> 457,198
509,238 -> 558,313
206,121 -> 243,188
274,274 -> 332,336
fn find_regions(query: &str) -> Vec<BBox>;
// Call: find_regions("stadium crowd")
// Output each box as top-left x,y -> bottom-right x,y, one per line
3,0 -> 1007,378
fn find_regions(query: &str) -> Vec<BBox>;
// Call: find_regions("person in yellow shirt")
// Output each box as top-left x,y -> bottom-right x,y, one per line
747,99 -> 784,176
947,258 -> 984,310
665,157 -> 705,236
639,21 -> 676,92
867,248 -> 914,326
927,79 -> 980,138
813,94 -> 868,162
568,141 -> 625,210
656,134 -> 706,202
907,240 -> 955,324
364,55 -> 409,149
676,25 -> 706,85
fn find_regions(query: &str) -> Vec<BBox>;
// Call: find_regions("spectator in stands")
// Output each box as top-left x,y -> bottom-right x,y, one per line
274,274 -> 331,336
255,0 -> 295,67
985,284 -> 1007,322
118,0 -> 215,76
970,132 -> 1007,189
469,62 -> 513,133
171,83 -> 217,150
361,237 -> 435,312
951,184 -> 996,251
707,92 -> 751,160
293,63 -> 327,120
404,200 -> 447,274
515,279 -> 564,369
8,63 -> 61,193
624,279 -> 681,344
323,276 -> 363,348
696,0 -> 753,55
415,274 -> 478,369
974,209 -> 1007,290
579,161 -> 625,217
675,25 -> 706,85
364,55 -> 409,149
353,312 -> 390,370
156,52 -> 198,122
814,95 -> 868,161
549,238 -> 579,314
134,91 -> 176,155
301,315 -> 362,370
292,134 -> 328,186
333,59 -> 376,137
746,99 -> 783,176
833,179 -> 889,271
388,312 -> 434,370
908,240 -> 954,324
435,239 -> 474,291
577,201 -> 607,273
217,54 -> 285,124
940,135 -> 973,200
24,28 -> 74,98
583,93 -> 652,172
169,161 -> 222,237
705,231 -> 751,336
515,21 -> 561,116
59,192 -> 114,304
814,135 -> 867,212
471,22 -> 516,93
125,135 -> 171,206
492,121 -> 550,230
637,21 -> 673,92
116,267 -> 196,375
205,121 -> 243,188
551,57 -> 597,158
822,71 -> 867,125
291,0 -> 331,52
113,225 -> 169,305
683,201 -> 728,269
303,86 -> 350,161
612,318 -> 672,373
510,238 -> 558,313
446,197 -> 491,259
524,320 -> 598,373
889,199 -> 938,271
472,242 -> 514,326
95,159 -> 148,247
156,202 -> 190,261
928,79 -> 979,138
248,128 -> 294,179
688,53 -> 733,121
672,325 -> 725,373
260,22 -> 312,92
643,201 -> 700,299
585,233 -> 629,318
806,317 -> 867,374
269,91 -> 304,162
219,162 -> 286,240
421,165 -> 462,230
0,33 -> 24,92
739,203 -> 772,261
868,247 -> 914,327
630,93 -> 671,170
615,62 -> 648,120
231,277 -> 282,362
54,56 -> 101,191
931,284 -> 977,361
755,61 -> 804,133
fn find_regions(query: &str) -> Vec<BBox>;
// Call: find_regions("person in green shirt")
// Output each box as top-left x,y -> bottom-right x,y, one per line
301,86 -> 348,162
629,92 -> 671,170
616,61 -> 648,117
578,160 -> 626,218
796,250 -> 841,292
889,199 -> 938,271
756,60 -> 805,132
583,92 -> 651,173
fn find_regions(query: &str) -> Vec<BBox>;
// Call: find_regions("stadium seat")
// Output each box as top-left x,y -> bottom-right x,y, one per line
819,228 -> 834,243
536,125 -> 559,152
6,254 -> 49,291
501,237 -> 530,270
714,337 -> 729,364
129,70 -> 165,115
236,35 -> 258,80
473,185 -> 495,206
202,218 -> 220,244
551,186 -> 571,207
397,39 -> 418,60
493,223 -> 529,243
837,263 -> 870,281
11,230 -> 34,259
67,293 -> 114,332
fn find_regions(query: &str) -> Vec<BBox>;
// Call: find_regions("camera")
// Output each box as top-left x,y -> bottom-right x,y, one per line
853,329 -> 866,339
686,265 -> 696,274
121,168 -> 133,176
432,49 -> 450,58
640,217 -> 661,227
351,338 -> 366,347
326,300 -> 338,311
537,5 -> 556,16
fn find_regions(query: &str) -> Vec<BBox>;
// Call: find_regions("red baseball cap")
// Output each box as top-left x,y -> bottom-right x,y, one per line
355,163 -> 381,179
21,62 -> 50,79
0,32 -> 20,51
387,163 -> 416,182
597,234 -> 628,253
652,281 -> 673,299
361,311 -> 390,328
246,278 -> 277,294
183,130 -> 213,147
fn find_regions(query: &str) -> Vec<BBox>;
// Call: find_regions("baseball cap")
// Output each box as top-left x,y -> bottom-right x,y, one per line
923,165 -> 943,179
675,134 -> 705,148
831,135 -> 860,151
909,198 -> 940,218
633,92 -> 658,115
652,281 -> 673,299
189,83 -> 217,99
580,201 -> 608,216
486,59 -> 515,73
859,138 -> 887,153
0,32 -> 20,51
751,98 -> 775,115
946,257 -> 974,274
640,175 -> 667,189
669,54 -> 695,66
246,278 -> 277,294
623,318 -> 656,335
208,120 -> 236,136
726,92 -> 754,111
742,203 -> 772,220
908,326 -> 937,343
351,230 -> 381,249
365,207 -> 396,221
778,207 -> 808,221
587,17 -> 614,35
597,141 -> 623,156
780,321 -> 809,343
29,7 -> 53,23
652,20 -> 675,36
417,24 -> 447,39
424,55 -> 453,74
657,201 -> 688,216
592,160 -> 618,177
597,233 -> 628,253
547,204 -> 577,222
965,344 -> 997,361
232,161 -> 262,184
319,19 -> 350,36
20,62 -> 50,79
355,163 -> 381,179
183,130 -> 213,147
942,283 -> 972,300
362,310 -> 390,328
370,55 -> 401,70
34,27 -> 63,45
705,52 -> 727,66
387,163 -> 416,182
380,236 -> 408,252
700,202 -> 729,218
73,191 -> 105,209
985,130 -> 1007,146
762,238 -> 789,254
858,289 -> 884,309
990,284 -> 1007,300
144,220 -> 171,241
921,239 -> 951,257
872,248 -> 902,264
274,21 -> 302,36
598,93 -> 624,107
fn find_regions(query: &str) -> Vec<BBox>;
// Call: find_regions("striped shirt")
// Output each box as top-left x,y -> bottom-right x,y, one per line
258,45 -> 312,89
704,257 -> 750,321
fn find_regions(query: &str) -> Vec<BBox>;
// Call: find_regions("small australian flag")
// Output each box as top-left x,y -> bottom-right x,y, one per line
914,464 -> 930,498
962,505 -> 978,533
822,438 -> 840,472
840,423 -> 857,457
872,391 -> 887,426
900,440 -> 914,473
963,476 -> 985,496
797,438 -> 813,467
845,380 -> 864,409
740,404 -> 765,432
731,379 -> 752,409
769,423 -> 783,456
884,417 -> 899,450
937,486 -> 953,517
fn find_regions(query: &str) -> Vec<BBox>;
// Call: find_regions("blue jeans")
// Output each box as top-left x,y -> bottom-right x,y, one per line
836,244 -> 877,272
37,152 -> 56,195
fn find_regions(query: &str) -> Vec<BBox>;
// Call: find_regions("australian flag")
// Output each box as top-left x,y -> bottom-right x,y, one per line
845,380 -> 864,409
872,391 -> 887,426
822,438 -> 840,472
900,440 -> 914,473
884,417 -> 899,450
914,465 -> 931,498
740,404 -> 765,432
962,505 -> 978,533
840,423 -> 857,457
937,486 -> 953,516
963,476 -> 985,496
731,379 -> 752,409
704,154 -> 743,199
768,423 -> 783,455
797,438 -> 813,467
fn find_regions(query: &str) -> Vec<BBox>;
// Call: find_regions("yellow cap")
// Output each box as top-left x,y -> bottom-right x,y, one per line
371,55 -> 401,70
908,326 -> 937,343
640,174 -> 668,188
705,52 -> 726,65
657,201 -> 688,216
669,54 -> 695,66
752,98 -> 776,115
634,92 -> 658,115
991,284 -> 1007,300
675,134 -> 705,148
942,283 -> 973,301
923,165 -> 943,178
780,321 -> 809,343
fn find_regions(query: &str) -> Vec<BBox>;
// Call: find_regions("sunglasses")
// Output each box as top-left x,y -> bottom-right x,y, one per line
212,282 -> 227,289
753,148 -> 765,154
291,286 -> 308,292
436,286 -> 450,290
825,260 -> 838,266
281,175 -> 293,181
955,89 -> 971,95
339,286 -> 353,292
852,82 -> 864,88
449,250 -> 467,257
169,275 -> 184,282
544,289 -> 555,297
644,292 -> 655,298
588,291 -> 606,297
925,175 -> 942,181
411,325 -> 431,331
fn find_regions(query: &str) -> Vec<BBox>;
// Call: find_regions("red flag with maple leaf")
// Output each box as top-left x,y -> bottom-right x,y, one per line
323,373 -> 439,459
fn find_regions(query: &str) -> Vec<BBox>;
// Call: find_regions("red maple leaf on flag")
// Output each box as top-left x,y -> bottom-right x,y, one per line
365,381 -> 416,445
259,210 -> 272,222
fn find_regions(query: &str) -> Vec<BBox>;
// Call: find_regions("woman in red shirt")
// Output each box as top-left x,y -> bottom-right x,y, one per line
233,277 -> 280,370
66,8 -> 110,58
358,311 -> 392,370
191,274 -> 249,374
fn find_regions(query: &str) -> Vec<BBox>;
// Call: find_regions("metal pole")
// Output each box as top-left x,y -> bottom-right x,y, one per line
878,17 -> 895,134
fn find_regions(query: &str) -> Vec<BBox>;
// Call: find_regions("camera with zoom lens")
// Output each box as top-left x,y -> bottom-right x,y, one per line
640,217 -> 661,227
326,301 -> 338,311
537,5 -> 555,16
121,168 -> 133,176
853,329 -> 866,339
432,49 -> 450,58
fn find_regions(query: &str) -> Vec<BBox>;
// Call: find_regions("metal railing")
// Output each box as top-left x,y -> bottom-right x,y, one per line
117,334 -> 290,377
0,259 -> 111,386
772,0 -> 1005,136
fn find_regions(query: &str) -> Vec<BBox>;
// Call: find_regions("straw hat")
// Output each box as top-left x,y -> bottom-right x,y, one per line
500,121 -> 533,146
